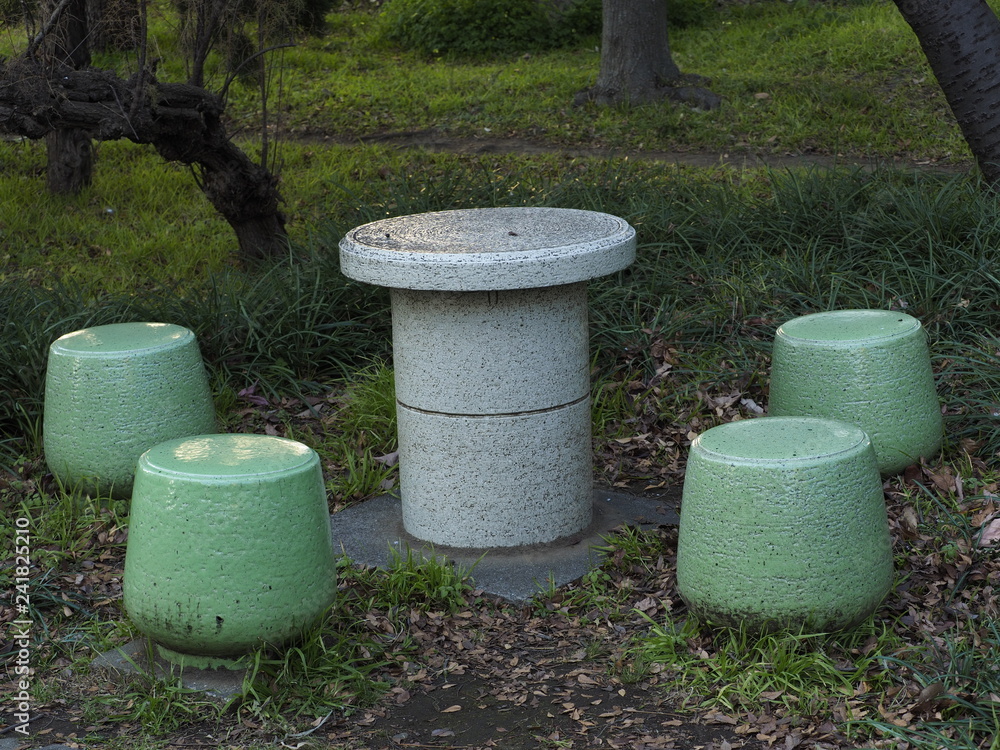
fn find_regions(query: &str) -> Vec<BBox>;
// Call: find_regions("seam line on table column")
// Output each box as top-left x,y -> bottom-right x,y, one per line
396,393 -> 590,418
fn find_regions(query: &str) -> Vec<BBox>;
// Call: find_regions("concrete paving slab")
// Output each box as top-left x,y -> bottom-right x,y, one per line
90,638 -> 245,702
330,486 -> 680,601
0,740 -> 73,750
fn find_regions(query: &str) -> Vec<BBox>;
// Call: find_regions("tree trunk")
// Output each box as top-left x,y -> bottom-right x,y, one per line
45,129 -> 93,193
0,61 -> 288,261
155,133 -> 288,263
44,0 -> 93,194
893,0 -> 1000,187
576,0 -> 720,109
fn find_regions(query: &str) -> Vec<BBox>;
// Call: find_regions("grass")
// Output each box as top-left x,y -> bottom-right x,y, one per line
3,1 -> 1000,748
0,0 -> 984,291
5,175 -> 1000,745
638,614 -> 903,715
215,1 -> 968,159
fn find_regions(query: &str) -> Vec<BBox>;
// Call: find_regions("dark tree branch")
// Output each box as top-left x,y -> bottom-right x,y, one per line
219,42 -> 295,100
0,58 -> 286,259
25,0 -> 75,58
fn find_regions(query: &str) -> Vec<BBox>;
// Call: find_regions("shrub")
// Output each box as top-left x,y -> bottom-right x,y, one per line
552,0 -> 601,40
296,0 -> 338,33
668,0 -> 715,29
378,0 -> 555,57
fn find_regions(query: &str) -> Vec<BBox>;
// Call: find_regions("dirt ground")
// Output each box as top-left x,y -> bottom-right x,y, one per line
9,492 -> 856,750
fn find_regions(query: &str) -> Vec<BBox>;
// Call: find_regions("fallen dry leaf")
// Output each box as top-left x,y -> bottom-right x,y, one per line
979,518 -> 1000,547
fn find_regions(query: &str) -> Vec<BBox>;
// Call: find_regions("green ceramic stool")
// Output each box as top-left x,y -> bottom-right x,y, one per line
769,309 -> 942,476
123,434 -> 337,667
677,417 -> 892,632
44,322 -> 217,498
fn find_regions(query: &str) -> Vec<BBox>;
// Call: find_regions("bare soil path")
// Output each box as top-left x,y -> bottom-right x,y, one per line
309,128 -> 970,174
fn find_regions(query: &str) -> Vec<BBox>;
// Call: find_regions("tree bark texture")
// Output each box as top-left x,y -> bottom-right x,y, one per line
893,0 -> 1000,186
44,0 -> 94,194
577,0 -> 719,109
0,59 -> 287,260
46,129 -> 94,193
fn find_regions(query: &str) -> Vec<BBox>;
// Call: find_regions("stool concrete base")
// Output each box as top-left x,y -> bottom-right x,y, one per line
677,417 -> 893,632
123,434 -> 337,659
769,309 -> 943,475
91,638 -> 246,701
43,322 -> 217,498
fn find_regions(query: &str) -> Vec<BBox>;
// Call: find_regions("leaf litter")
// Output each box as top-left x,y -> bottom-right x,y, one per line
4,356 -> 1000,749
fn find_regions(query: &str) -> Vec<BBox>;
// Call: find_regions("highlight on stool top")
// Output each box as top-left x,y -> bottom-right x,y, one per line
122,433 -> 338,668
43,321 -> 217,498
768,309 -> 943,476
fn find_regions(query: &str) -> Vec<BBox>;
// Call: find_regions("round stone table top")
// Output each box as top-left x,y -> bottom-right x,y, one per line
339,207 -> 636,291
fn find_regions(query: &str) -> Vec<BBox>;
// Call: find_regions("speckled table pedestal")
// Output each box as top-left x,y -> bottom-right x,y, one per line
677,417 -> 893,632
340,207 -> 636,548
769,309 -> 943,475
43,322 -> 217,498
123,434 -> 338,667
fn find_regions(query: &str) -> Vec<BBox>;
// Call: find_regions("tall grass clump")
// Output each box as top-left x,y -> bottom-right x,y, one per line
637,615 -> 902,722
854,621 -> 1000,750
5,154 -> 1000,470
0,253 -> 391,464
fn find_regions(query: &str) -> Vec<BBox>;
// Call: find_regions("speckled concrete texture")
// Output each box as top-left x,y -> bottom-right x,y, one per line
123,434 -> 337,659
397,400 -> 594,547
391,284 -> 590,414
340,207 -> 636,549
43,322 -> 217,498
339,207 -> 636,291
768,309 -> 943,476
677,417 -> 893,632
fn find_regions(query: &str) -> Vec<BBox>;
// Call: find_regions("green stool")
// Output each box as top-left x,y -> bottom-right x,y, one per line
769,309 -> 942,475
677,417 -> 892,632
123,434 -> 338,667
44,322 -> 217,498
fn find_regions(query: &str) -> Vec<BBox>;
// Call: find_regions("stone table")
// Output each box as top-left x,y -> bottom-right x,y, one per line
339,207 -> 636,548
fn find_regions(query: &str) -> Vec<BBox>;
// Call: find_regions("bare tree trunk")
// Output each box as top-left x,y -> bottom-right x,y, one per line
44,0 -> 93,194
893,0 -> 1000,187
45,129 -> 93,193
576,0 -> 720,109
156,129 -> 288,263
